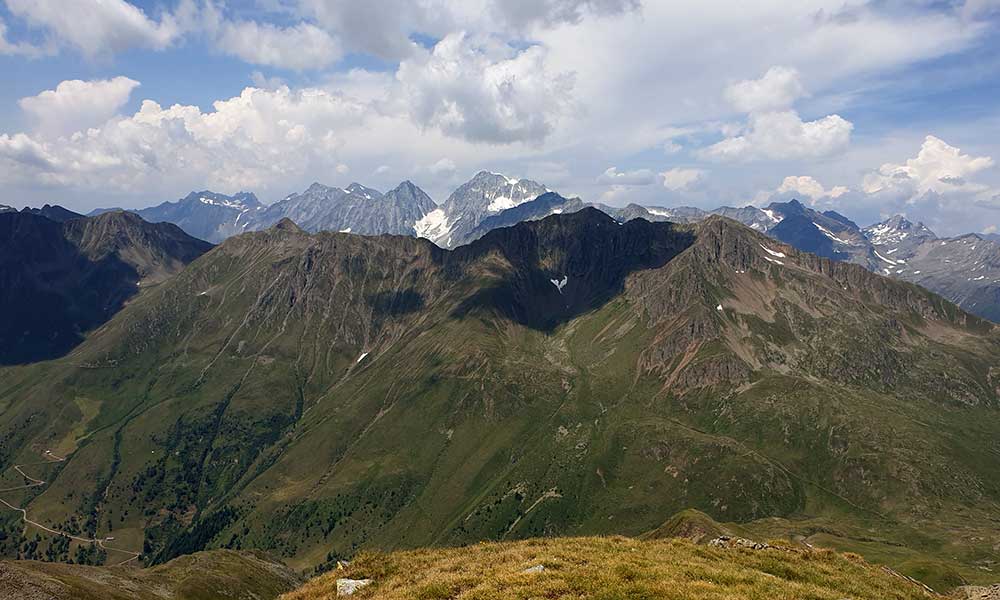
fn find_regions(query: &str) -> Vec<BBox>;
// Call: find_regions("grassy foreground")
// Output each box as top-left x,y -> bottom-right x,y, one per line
282,536 -> 936,600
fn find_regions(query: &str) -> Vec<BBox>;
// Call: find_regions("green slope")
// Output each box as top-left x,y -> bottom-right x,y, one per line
1,210 -> 998,592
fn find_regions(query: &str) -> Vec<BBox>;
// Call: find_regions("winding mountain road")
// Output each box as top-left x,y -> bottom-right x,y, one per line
0,450 -> 141,566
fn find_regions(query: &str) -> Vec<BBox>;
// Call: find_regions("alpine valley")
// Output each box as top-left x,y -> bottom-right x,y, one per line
1,202 -> 1000,597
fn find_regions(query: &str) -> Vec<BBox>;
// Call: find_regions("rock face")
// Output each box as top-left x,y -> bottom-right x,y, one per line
462,192 -> 586,245
20,204 -> 84,222
336,578 -> 372,596
256,181 -> 435,236
416,171 -> 548,247
863,216 -> 1000,322
0,210 -> 211,364
583,200 -> 1000,322
92,190 -> 264,243
952,584 -> 1000,599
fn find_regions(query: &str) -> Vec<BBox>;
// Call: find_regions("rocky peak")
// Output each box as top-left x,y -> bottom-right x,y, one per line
20,204 -> 84,222
346,183 -> 383,199
272,217 -> 305,233
864,214 -> 937,247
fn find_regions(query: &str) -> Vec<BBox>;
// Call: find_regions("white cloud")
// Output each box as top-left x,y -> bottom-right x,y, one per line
19,77 -> 141,137
703,110 -> 853,161
5,0 -> 180,57
293,0 -> 425,61
776,175 -> 848,200
292,0 -> 640,60
702,65 -> 853,162
216,20 -> 341,71
863,135 -> 994,197
598,166 -> 656,185
724,66 -> 805,113
0,85 -> 369,193
661,168 -> 705,191
429,158 -> 457,175
487,0 -> 640,30
397,32 -> 574,144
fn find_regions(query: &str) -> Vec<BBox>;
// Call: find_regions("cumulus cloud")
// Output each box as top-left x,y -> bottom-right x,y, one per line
776,175 -> 848,200
216,20 -> 341,71
756,137 -> 998,229
0,85 -> 370,193
704,110 -> 853,161
701,65 -> 853,162
863,135 -> 994,198
19,77 -> 141,137
660,168 -> 705,191
598,166 -> 656,185
724,66 -> 805,113
5,0 -> 180,57
397,33 -> 574,144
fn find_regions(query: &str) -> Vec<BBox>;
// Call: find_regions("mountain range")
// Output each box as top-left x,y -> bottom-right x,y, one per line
81,172 -> 1000,323
1,208 -> 999,593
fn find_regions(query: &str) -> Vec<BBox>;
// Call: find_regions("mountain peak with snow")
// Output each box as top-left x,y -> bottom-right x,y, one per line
864,214 -> 937,248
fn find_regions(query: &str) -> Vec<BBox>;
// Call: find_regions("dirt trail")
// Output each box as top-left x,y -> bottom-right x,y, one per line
0,450 -> 141,566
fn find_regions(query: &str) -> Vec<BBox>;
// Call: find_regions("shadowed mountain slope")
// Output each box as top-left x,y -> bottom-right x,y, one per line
0,211 -> 212,364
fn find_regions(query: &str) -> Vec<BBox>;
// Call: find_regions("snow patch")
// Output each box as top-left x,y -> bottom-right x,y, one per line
487,195 -> 517,212
763,256 -> 784,266
760,244 -> 786,258
550,275 -> 568,293
874,250 -> 900,265
199,196 -> 246,209
339,227 -> 352,233
716,304 -> 723,312
761,208 -> 783,224
813,222 -> 853,245
356,352 -> 368,363
647,208 -> 672,217
414,208 -> 451,243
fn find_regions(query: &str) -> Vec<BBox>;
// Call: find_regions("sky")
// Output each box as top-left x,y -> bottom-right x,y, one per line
1,0 -> 1000,235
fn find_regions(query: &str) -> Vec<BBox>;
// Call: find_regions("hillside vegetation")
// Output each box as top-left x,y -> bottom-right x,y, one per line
1,210 -> 999,592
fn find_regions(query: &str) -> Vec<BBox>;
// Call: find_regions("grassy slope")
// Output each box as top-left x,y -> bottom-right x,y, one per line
0,549 -> 302,599
1,215 -> 999,592
282,536 -> 935,600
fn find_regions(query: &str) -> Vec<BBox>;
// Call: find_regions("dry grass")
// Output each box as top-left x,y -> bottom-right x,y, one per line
282,536 -> 936,600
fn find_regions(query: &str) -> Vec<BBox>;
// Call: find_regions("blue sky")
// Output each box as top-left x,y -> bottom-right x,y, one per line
1,0 -> 1000,235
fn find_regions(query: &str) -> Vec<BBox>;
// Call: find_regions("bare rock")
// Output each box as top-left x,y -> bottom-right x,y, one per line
337,578 -> 372,596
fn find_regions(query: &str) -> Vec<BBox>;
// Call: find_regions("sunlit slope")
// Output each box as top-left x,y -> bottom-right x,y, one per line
1,210 -> 998,591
